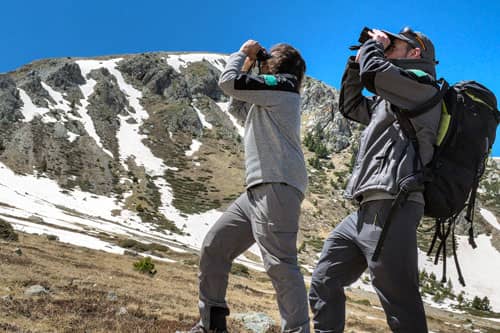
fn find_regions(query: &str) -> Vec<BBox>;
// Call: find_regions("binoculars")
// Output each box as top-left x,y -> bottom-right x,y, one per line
256,48 -> 272,61
349,27 -> 395,51
349,27 -> 373,50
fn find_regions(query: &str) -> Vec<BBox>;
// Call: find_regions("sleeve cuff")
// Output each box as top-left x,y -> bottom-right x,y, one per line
347,56 -> 360,69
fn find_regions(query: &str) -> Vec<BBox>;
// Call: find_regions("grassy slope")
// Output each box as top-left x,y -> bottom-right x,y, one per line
1,234 -> 499,333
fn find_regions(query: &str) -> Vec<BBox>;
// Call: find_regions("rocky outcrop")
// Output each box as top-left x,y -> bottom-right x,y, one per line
18,72 -> 54,108
46,62 -> 85,89
182,61 -> 224,100
46,62 -> 85,103
86,67 -> 130,158
301,76 -> 356,152
0,75 -> 23,124
118,54 -> 191,101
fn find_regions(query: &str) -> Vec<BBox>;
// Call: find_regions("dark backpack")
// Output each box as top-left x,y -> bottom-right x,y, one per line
373,78 -> 500,286
420,81 -> 499,285
423,81 -> 499,220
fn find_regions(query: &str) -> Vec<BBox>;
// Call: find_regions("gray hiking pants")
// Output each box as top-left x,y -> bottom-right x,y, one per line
309,200 -> 428,333
198,183 -> 310,332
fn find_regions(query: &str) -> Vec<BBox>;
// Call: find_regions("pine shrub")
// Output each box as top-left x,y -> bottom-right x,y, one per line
133,257 -> 157,276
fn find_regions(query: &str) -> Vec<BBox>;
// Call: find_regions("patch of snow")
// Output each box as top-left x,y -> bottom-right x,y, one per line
165,53 -> 227,73
9,218 -> 124,254
153,177 -> 262,268
216,101 -> 245,137
74,60 -> 114,157
480,208 -> 500,230
193,104 -> 213,129
422,294 -> 464,314
41,82 -> 71,112
185,139 -> 202,157
18,89 -> 53,122
76,59 -> 166,176
419,235 -> 500,312
67,131 -> 79,142
0,162 -> 188,255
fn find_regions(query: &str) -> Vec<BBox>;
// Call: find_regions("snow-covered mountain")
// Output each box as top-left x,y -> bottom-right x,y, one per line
0,52 -> 499,314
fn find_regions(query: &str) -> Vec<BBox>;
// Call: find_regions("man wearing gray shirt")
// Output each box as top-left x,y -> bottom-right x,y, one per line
188,40 -> 309,333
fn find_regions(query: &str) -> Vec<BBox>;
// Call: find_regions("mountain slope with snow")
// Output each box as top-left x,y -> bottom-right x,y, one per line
0,52 -> 499,316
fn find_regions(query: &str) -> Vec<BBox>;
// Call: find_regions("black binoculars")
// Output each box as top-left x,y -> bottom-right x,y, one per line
256,48 -> 272,61
349,27 -> 373,50
349,27 -> 395,51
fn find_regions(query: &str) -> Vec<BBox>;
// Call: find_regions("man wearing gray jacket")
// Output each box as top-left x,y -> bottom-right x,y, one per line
189,40 -> 309,333
309,28 -> 442,333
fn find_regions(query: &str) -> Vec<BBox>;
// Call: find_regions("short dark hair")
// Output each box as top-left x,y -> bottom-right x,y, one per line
267,43 -> 306,87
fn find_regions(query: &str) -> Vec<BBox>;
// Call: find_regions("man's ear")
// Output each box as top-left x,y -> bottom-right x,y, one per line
409,47 -> 422,59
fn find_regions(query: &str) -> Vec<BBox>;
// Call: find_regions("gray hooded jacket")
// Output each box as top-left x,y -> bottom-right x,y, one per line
339,40 -> 442,203
218,51 -> 308,195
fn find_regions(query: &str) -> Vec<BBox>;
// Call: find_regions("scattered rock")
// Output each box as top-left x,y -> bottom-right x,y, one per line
116,306 -> 128,316
28,215 -> 44,223
107,291 -> 118,302
1,295 -> 13,302
233,312 -> 275,333
13,248 -> 22,256
25,285 -> 49,297
124,250 -> 138,257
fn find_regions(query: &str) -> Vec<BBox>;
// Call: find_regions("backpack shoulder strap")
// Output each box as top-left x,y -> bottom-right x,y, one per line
404,78 -> 449,118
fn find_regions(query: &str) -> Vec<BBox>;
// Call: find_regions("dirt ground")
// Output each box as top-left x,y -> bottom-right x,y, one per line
0,233 -> 499,332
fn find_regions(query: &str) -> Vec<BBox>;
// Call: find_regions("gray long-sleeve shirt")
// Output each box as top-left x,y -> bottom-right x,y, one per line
218,51 -> 308,195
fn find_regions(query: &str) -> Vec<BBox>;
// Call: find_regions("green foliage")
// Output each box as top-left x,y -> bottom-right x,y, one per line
308,156 -> 322,169
353,298 -> 371,306
230,263 -> 250,277
333,170 -> 349,189
303,126 -> 329,159
419,269 -> 454,304
133,257 -> 157,276
419,269 -> 494,315
304,236 -> 325,252
0,218 -> 18,241
119,239 -> 170,254
347,142 -> 358,173
166,170 -> 222,215
471,296 -> 492,312
46,234 -> 59,241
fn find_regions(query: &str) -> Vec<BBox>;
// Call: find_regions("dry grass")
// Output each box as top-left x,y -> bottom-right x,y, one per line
0,233 -> 499,333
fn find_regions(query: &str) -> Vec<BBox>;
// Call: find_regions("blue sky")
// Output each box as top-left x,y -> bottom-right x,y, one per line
1,0 -> 499,156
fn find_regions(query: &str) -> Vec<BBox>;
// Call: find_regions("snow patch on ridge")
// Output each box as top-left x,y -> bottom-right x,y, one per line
480,208 -> 500,231
18,89 -> 53,123
418,235 -> 500,312
216,101 -> 245,137
165,53 -> 227,73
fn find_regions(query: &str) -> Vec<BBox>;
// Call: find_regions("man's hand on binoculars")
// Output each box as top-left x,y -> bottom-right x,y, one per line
368,29 -> 391,49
